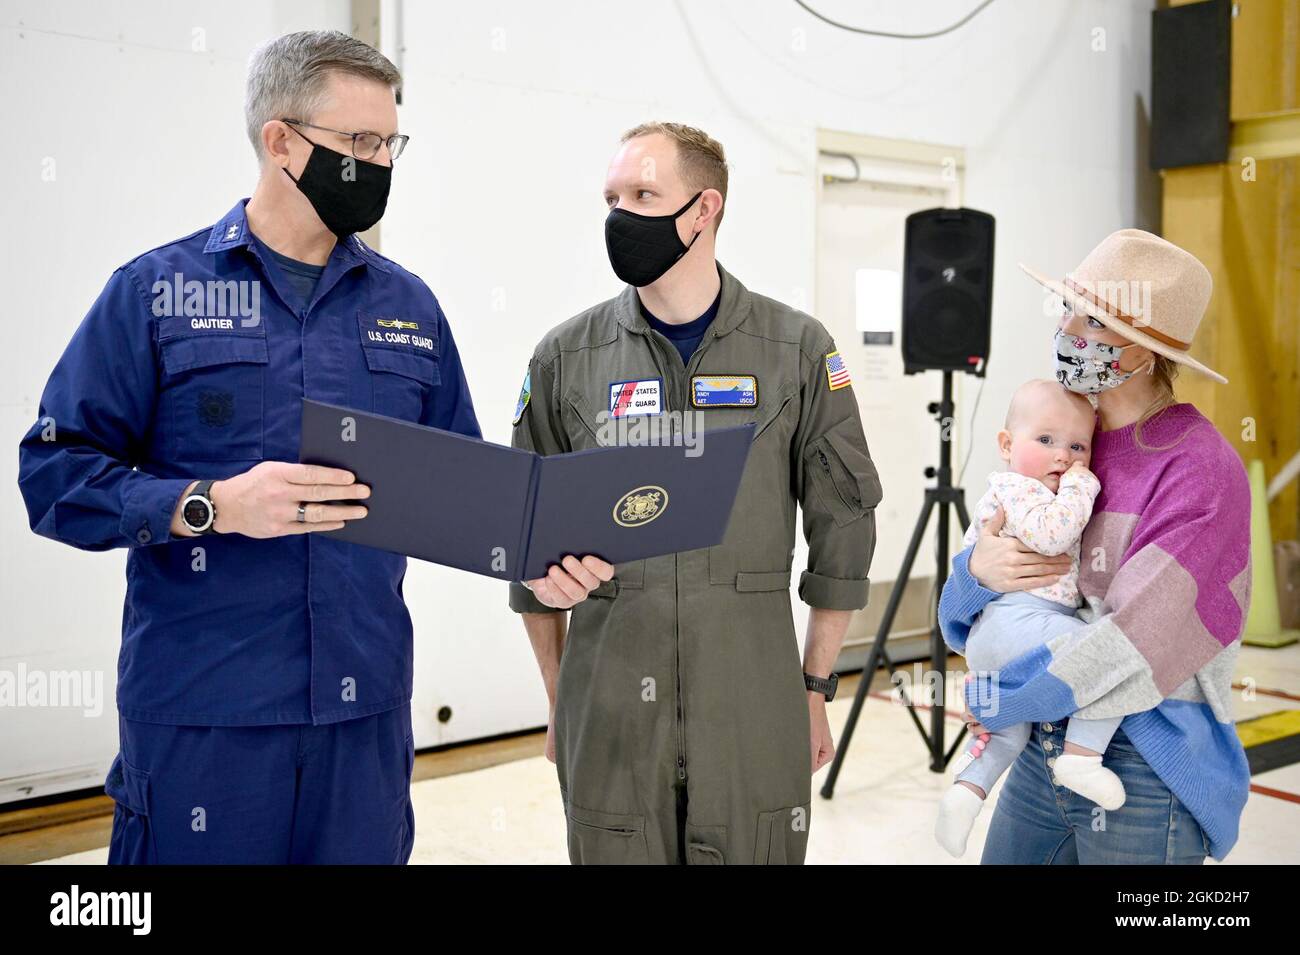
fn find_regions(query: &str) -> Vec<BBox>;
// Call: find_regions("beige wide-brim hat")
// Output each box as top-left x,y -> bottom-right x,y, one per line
1020,228 -> 1227,384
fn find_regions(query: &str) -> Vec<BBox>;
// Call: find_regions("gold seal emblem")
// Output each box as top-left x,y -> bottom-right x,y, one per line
613,485 -> 668,527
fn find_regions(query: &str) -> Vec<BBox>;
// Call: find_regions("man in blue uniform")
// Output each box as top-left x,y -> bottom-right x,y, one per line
16,30 -> 611,864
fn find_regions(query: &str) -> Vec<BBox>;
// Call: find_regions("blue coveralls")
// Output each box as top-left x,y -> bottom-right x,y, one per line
17,199 -> 480,863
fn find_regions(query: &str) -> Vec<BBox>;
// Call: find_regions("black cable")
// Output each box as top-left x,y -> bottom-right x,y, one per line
955,372 -> 985,488
792,0 -> 997,40
928,372 -> 985,636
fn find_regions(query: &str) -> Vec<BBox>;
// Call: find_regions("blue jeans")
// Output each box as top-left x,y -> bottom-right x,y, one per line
980,721 -> 1209,864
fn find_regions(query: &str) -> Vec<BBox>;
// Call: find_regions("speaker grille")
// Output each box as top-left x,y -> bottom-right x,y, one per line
901,207 -> 994,375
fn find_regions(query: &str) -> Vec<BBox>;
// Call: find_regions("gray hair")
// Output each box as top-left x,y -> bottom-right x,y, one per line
244,30 -> 401,160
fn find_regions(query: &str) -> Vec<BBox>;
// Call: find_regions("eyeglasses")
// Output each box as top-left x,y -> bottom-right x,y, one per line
281,118 -> 409,161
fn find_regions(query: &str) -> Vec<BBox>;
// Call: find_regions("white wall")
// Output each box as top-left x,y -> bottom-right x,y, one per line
0,0 -> 1156,798
0,0 -> 351,801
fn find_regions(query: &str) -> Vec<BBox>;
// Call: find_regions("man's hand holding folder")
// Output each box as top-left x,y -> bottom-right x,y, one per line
523,554 -> 615,609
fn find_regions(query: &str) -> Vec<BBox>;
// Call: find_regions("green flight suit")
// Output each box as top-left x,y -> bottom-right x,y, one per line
509,264 -> 882,864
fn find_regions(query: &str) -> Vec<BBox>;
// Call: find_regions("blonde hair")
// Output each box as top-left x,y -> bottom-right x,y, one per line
1133,355 -> 1184,451
621,121 -> 729,229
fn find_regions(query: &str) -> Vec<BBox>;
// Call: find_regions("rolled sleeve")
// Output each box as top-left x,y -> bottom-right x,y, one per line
798,569 -> 870,611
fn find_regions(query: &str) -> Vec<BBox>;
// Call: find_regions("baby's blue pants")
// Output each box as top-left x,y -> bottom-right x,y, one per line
958,592 -> 1120,795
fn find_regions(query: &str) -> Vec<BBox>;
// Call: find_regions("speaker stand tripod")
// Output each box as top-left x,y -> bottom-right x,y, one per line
821,370 -> 973,797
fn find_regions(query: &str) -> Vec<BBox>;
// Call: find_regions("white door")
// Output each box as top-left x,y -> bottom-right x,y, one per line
795,142 -> 965,663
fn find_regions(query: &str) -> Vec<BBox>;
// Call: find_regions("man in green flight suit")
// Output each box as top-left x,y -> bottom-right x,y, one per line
510,122 -> 882,864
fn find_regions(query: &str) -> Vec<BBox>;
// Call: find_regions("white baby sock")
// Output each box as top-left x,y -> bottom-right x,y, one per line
935,784 -> 985,858
1052,753 -> 1126,810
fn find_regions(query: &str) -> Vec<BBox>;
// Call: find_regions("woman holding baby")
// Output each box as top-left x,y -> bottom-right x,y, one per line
938,229 -> 1251,864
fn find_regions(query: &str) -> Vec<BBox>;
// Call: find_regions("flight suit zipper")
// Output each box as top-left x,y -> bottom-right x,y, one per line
642,327 -> 693,784
658,322 -> 731,784
643,318 -> 725,786
675,580 -> 685,783
816,444 -> 863,511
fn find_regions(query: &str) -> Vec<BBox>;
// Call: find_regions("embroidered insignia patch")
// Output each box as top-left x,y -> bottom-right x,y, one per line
512,369 -> 531,425
608,378 -> 663,417
824,351 -> 851,391
360,313 -> 435,352
691,374 -> 757,407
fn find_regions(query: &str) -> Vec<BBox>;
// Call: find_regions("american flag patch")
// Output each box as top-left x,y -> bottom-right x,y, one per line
824,351 -> 851,391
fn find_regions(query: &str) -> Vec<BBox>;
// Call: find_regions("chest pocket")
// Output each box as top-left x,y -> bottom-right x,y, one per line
358,312 -> 440,422
706,384 -> 799,587
159,329 -> 268,462
561,390 -> 613,451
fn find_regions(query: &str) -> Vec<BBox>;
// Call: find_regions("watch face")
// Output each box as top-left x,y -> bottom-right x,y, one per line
183,496 -> 212,531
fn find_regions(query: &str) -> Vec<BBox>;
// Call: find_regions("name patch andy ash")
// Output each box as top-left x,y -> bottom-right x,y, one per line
691,374 -> 757,407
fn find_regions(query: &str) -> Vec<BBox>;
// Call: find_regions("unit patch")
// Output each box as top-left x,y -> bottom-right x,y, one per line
512,369 -> 531,425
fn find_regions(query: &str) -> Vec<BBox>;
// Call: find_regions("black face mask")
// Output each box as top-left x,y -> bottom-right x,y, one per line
604,191 -> 703,287
283,125 -> 391,238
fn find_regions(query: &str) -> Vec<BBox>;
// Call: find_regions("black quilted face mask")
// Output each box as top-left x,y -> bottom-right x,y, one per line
604,191 -> 703,287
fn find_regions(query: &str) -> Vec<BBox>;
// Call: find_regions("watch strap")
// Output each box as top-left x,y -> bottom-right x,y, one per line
184,479 -> 217,534
804,671 -> 838,701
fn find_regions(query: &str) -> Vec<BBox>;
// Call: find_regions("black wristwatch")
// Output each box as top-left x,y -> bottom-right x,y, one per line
180,480 -> 218,535
804,671 -> 839,701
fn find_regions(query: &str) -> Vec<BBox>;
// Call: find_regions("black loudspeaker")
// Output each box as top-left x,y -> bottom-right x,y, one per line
901,207 -> 994,376
1151,0 -> 1230,171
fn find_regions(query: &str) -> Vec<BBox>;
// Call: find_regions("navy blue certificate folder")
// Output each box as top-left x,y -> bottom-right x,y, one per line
299,399 -> 754,581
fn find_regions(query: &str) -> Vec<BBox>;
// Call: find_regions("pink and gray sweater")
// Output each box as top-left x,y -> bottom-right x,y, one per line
939,403 -> 1252,860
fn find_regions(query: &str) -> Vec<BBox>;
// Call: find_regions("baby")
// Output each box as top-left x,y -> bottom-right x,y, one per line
935,379 -> 1123,858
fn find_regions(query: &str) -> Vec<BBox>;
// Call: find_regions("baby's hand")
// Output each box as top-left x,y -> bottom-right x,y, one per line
1065,461 -> 1094,478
